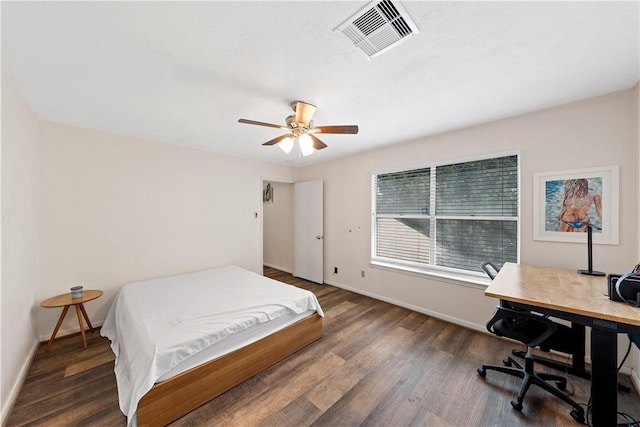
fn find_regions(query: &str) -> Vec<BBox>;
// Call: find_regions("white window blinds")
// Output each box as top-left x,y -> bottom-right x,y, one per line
373,154 -> 518,275
375,168 -> 430,263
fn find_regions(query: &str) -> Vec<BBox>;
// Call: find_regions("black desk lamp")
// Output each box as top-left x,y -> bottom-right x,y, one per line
577,223 -> 604,276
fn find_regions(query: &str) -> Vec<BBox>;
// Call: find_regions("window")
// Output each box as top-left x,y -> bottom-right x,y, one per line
372,154 -> 518,279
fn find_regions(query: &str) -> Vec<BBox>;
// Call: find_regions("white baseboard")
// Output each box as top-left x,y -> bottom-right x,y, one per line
322,279 -> 640,381
38,320 -> 104,342
3,322 -> 107,424
323,278 -> 487,333
1,338 -> 39,425
263,263 -> 292,274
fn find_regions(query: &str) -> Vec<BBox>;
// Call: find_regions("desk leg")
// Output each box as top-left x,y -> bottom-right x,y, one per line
590,327 -> 617,427
572,323 -> 586,373
46,305 -> 70,350
75,304 -> 88,349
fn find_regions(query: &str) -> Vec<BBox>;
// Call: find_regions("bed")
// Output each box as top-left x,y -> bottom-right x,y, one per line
100,265 -> 324,426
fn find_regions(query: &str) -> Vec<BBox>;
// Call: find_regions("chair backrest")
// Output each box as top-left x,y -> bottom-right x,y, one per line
480,261 -> 580,355
486,306 -> 558,348
480,261 -> 501,280
631,333 -> 640,350
481,261 -> 518,311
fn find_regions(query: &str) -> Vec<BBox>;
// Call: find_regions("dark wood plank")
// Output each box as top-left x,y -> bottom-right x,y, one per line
6,266 -> 640,427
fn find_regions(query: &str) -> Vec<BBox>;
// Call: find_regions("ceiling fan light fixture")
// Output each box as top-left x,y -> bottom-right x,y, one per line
278,136 -> 294,154
298,134 -> 315,156
238,101 -> 358,157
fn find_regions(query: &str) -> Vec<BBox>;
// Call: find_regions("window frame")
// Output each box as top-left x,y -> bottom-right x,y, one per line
371,151 -> 521,286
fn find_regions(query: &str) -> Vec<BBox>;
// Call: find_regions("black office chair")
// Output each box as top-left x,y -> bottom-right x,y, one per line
478,262 -> 585,423
480,261 -> 500,280
481,262 -> 587,373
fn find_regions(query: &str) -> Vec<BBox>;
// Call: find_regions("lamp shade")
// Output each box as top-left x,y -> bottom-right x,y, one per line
298,134 -> 315,156
278,136 -> 294,154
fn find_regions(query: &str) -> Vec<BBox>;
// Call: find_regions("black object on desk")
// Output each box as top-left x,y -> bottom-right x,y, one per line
578,224 -> 605,276
608,273 -> 640,305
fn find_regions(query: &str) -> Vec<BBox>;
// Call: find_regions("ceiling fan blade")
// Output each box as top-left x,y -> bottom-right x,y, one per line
294,102 -> 317,126
238,118 -> 287,129
308,134 -> 328,150
262,134 -> 291,146
313,125 -> 359,134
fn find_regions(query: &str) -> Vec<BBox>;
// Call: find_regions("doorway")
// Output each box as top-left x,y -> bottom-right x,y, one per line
261,179 -> 324,284
262,180 -> 295,273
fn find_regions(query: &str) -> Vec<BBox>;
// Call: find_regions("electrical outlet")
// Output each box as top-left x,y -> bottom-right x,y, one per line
361,270 -> 365,278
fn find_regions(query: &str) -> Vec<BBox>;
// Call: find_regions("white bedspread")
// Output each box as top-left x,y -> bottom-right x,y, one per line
100,265 -> 323,425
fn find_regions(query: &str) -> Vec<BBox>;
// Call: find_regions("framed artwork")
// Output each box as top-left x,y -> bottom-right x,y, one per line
533,165 -> 619,244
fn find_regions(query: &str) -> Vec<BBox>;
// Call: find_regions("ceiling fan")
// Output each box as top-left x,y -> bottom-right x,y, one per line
238,101 -> 359,156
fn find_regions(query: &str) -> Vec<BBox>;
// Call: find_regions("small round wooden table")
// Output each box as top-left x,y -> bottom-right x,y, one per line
40,290 -> 103,350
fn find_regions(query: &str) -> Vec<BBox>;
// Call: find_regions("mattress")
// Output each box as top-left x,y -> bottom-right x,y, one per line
100,265 -> 324,425
155,309 -> 314,381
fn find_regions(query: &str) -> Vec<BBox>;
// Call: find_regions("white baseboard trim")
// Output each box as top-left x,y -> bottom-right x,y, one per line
38,320 -> 104,342
323,278 -> 487,333
1,338 -> 39,425
4,323 -> 107,424
322,279 -> 640,379
263,263 -> 292,274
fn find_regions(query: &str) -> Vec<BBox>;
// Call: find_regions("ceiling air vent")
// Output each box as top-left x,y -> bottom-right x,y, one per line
336,0 -> 419,59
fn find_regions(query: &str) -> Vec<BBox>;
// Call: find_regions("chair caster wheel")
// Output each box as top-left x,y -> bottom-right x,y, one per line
477,368 -> 486,377
556,379 -> 567,390
503,358 -> 512,366
510,400 -> 523,411
570,409 -> 585,424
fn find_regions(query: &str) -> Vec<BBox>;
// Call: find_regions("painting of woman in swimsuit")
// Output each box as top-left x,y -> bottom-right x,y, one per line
545,177 -> 602,233
557,178 -> 602,231
534,165 -> 618,244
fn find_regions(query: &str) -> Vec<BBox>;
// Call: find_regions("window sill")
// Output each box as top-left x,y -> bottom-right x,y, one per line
370,260 -> 491,289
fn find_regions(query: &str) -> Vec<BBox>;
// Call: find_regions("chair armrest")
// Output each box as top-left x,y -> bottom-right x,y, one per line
486,306 -> 558,348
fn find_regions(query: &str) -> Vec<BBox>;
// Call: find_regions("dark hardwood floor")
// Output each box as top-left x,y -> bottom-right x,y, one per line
7,267 -> 640,426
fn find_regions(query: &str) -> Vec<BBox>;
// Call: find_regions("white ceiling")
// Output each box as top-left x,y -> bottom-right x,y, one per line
2,1 -> 639,167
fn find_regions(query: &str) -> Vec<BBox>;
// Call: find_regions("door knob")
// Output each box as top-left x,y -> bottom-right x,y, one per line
316,235 -> 323,240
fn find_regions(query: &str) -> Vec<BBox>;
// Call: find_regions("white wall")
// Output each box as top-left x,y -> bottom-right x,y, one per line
1,65 -> 39,421
262,181 -> 294,273
37,121 -> 293,338
295,88 -> 638,330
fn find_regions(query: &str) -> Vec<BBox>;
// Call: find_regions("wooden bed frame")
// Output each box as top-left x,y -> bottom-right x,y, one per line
137,313 -> 323,426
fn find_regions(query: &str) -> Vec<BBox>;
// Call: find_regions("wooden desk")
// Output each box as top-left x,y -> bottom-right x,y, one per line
40,290 -> 103,350
486,263 -> 640,427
